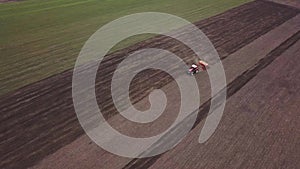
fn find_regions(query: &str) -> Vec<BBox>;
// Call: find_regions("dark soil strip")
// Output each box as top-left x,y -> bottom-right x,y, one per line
0,1 -> 299,169
97,0 -> 299,119
122,30 -> 300,169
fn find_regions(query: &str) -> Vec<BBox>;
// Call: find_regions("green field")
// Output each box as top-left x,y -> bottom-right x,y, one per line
0,0 -> 251,96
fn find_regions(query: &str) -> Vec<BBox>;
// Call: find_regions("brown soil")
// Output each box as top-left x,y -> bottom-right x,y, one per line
266,0 -> 300,9
0,1 -> 299,169
147,33 -> 300,169
124,30 -> 300,169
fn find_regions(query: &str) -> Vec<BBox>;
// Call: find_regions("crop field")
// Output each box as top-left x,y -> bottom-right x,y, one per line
0,0 -> 251,96
0,0 -> 299,169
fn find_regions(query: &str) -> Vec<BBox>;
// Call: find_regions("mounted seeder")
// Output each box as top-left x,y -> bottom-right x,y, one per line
188,60 -> 209,75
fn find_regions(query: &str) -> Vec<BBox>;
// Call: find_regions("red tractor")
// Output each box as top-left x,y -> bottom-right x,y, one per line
188,60 -> 208,75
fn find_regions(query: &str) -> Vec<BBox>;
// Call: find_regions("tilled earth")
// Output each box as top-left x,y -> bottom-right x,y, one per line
0,0 -> 299,169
